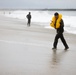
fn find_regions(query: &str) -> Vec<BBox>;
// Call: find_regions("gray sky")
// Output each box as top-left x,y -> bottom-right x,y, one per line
0,0 -> 76,9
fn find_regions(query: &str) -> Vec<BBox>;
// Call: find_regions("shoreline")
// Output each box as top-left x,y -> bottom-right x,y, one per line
1,9 -> 76,35
0,10 -> 76,35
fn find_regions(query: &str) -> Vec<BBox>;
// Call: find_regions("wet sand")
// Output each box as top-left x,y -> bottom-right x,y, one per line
0,14 -> 76,75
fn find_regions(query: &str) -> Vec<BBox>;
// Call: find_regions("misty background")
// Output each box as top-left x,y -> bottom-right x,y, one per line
0,0 -> 76,9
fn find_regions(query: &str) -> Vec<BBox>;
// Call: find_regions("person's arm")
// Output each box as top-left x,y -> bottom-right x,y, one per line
60,19 -> 64,27
26,15 -> 28,18
30,15 -> 31,19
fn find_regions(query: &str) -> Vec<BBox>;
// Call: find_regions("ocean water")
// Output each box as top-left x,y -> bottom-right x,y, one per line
5,10 -> 76,34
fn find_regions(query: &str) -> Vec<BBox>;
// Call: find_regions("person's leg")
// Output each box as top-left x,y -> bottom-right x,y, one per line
28,19 -> 31,26
60,33 -> 69,50
27,19 -> 30,26
53,33 -> 60,49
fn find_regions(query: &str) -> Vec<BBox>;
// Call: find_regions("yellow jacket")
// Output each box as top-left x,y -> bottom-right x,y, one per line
50,14 -> 62,29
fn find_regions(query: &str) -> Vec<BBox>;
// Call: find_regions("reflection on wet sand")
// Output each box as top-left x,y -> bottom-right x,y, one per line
51,50 -> 68,66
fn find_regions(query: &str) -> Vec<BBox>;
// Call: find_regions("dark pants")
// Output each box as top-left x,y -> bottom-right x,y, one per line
53,32 -> 68,48
27,19 -> 31,26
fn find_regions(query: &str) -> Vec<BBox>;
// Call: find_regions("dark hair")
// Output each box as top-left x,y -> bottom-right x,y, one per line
54,12 -> 59,16
29,12 -> 31,14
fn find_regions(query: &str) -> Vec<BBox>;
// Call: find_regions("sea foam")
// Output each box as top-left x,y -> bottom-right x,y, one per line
5,10 -> 76,34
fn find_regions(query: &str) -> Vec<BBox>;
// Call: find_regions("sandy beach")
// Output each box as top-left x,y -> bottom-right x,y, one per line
0,13 -> 76,75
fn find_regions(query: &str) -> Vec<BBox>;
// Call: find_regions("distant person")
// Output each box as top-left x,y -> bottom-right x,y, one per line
9,12 -> 11,14
26,12 -> 31,26
50,12 -> 69,50
4,12 -> 5,14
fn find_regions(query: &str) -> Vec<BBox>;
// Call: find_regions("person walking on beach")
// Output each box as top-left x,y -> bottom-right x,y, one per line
50,12 -> 69,50
26,12 -> 31,26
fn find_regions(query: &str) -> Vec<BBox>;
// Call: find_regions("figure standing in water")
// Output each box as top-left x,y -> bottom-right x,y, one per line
50,12 -> 69,50
26,12 -> 31,26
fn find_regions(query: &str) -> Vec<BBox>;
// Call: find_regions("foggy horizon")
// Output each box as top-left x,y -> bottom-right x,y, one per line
0,0 -> 76,9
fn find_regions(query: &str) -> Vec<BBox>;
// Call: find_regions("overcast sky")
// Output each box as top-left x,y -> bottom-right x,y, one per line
0,0 -> 76,9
